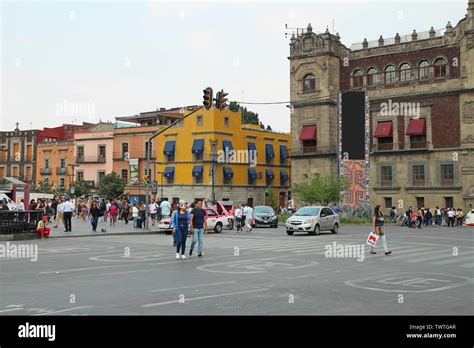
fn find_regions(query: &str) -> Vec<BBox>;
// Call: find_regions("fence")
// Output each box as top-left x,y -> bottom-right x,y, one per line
0,210 -> 43,234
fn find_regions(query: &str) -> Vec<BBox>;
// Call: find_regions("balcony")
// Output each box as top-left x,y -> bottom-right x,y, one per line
40,167 -> 52,175
56,167 -> 68,175
290,146 -> 337,158
113,151 -> 156,160
371,141 -> 431,154
76,155 -> 106,163
374,143 -> 394,151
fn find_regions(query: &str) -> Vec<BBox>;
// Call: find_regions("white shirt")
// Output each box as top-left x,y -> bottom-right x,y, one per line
245,207 -> 253,219
17,202 -> 25,211
160,201 -> 171,216
149,203 -> 157,214
234,208 -> 242,218
62,201 -> 74,212
448,210 -> 455,218
132,206 -> 139,217
243,207 -> 248,215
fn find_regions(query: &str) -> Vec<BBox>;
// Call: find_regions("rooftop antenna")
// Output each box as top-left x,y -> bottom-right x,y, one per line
285,23 -> 306,38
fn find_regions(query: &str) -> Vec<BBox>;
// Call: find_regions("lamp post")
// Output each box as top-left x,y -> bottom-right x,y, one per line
209,139 -> 217,205
155,171 -> 164,201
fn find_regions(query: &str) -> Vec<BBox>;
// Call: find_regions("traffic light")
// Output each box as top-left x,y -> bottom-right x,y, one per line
215,89 -> 228,111
203,87 -> 213,110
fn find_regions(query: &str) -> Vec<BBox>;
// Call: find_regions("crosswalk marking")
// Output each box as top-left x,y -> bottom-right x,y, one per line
405,250 -> 474,263
430,254 -> 474,265
381,247 -> 435,260
458,263 -> 474,268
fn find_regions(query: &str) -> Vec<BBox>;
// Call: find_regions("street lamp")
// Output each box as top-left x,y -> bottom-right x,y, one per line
155,171 -> 165,201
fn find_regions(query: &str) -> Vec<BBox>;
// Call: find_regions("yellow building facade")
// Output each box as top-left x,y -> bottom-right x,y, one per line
36,141 -> 75,191
153,107 -> 291,207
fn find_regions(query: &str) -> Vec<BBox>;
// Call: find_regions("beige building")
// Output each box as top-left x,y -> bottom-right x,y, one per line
289,0 -> 474,211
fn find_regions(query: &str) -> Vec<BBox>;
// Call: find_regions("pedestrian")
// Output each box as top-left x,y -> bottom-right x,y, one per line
244,204 -> 254,233
62,197 -> 74,232
54,198 -> 64,228
171,206 -> 178,246
132,203 -> 139,228
149,199 -> 158,226
17,199 -> 25,211
242,204 -> 247,229
160,198 -> 171,218
172,203 -> 190,259
90,201 -> 101,232
36,215 -> 51,239
416,207 -> 423,229
435,206 -> 442,227
99,199 -> 107,222
456,209 -> 464,227
122,201 -> 130,224
156,201 -> 162,224
189,200 -> 208,257
109,202 -> 118,226
425,208 -> 433,227
234,205 -> 242,232
370,205 -> 391,255
139,202 -> 146,228
447,208 -> 455,227
389,206 -> 397,223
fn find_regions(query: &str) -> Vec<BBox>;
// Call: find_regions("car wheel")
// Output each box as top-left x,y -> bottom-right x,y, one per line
214,222 -> 223,233
314,224 -> 320,235
331,223 -> 338,234
286,230 -> 294,235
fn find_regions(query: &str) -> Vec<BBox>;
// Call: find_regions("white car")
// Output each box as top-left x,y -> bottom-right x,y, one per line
157,216 -> 173,234
466,209 -> 474,226
285,206 -> 340,235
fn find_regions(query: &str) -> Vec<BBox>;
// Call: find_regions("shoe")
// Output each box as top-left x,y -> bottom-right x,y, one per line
385,251 -> 392,255
198,253 -> 202,257
181,254 -> 186,259
370,251 -> 376,254
189,249 -> 193,256
176,253 -> 180,259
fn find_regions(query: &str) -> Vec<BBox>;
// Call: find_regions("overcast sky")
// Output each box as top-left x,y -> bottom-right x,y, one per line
1,0 -> 467,133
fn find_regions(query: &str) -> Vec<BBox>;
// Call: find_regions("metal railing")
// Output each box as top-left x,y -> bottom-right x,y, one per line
76,155 -> 106,163
290,146 -> 337,157
113,151 -> 156,160
0,210 -> 43,234
40,167 -> 52,175
56,167 -> 68,175
372,141 -> 429,152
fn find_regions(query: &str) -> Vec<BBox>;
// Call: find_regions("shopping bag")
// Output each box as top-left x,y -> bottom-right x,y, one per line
366,231 -> 379,247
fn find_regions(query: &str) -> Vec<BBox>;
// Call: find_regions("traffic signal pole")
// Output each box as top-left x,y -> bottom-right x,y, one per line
144,105 -> 204,229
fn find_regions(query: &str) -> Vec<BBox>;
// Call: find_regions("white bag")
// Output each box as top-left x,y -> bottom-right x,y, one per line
366,231 -> 379,247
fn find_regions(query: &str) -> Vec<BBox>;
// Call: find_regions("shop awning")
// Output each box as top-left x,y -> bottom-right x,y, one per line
163,141 -> 176,156
374,121 -> 393,138
164,166 -> 175,178
191,139 -> 204,154
406,119 -> 426,136
299,125 -> 317,141
192,165 -> 203,178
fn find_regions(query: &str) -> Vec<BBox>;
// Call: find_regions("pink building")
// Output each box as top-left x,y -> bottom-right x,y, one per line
73,122 -> 114,189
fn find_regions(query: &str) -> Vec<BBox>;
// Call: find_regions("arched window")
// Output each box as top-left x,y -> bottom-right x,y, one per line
367,67 -> 379,86
399,63 -> 411,82
303,74 -> 316,92
352,69 -> 364,87
385,65 -> 396,84
419,60 -> 431,80
434,58 -> 447,78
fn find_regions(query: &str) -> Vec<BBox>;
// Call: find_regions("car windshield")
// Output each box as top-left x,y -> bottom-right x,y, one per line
254,206 -> 274,214
294,207 -> 320,216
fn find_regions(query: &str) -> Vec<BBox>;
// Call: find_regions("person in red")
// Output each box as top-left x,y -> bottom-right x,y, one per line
36,215 -> 51,239
109,203 -> 118,226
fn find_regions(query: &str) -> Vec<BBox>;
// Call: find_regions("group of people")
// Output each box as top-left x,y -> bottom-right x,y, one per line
389,206 -> 466,228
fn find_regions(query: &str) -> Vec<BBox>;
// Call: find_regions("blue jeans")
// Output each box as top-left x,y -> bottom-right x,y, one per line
91,216 -> 99,231
191,228 -> 205,254
176,224 -> 188,254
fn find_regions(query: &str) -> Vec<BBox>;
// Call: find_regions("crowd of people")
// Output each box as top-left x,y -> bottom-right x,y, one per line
389,206 -> 466,228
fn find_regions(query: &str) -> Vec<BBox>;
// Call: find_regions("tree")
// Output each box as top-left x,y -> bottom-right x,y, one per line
266,187 -> 278,209
70,180 -> 93,198
36,179 -> 54,194
98,172 -> 126,201
229,101 -> 240,112
292,173 -> 349,206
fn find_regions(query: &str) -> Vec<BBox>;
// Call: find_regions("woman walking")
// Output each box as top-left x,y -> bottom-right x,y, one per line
172,203 -> 190,259
89,201 -> 101,232
370,205 -> 391,256
234,205 -> 242,232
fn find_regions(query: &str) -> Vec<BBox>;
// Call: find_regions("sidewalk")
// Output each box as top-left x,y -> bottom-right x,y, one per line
49,217 -> 162,238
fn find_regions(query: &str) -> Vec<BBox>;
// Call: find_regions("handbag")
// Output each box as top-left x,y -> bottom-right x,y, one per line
366,231 -> 379,247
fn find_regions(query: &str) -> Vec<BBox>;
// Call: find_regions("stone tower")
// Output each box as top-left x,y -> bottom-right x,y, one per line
288,24 -> 349,194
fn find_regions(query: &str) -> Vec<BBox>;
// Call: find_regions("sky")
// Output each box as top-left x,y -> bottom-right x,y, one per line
0,0 -> 468,133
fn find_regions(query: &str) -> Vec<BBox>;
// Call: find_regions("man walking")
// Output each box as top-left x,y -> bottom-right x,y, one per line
62,197 -> 74,232
189,200 -> 208,257
149,199 -> 158,226
244,204 -> 254,233
54,198 -> 64,229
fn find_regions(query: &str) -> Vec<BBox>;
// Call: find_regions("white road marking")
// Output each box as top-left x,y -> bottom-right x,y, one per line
141,288 -> 269,307
380,247 -> 435,260
385,249 -> 449,261
406,250 -> 474,263
431,255 -> 474,265
0,308 -> 24,313
33,306 -> 94,316
148,281 -> 236,292
286,273 -> 319,279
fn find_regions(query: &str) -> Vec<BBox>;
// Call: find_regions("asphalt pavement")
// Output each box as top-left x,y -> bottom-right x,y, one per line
1,224 -> 473,315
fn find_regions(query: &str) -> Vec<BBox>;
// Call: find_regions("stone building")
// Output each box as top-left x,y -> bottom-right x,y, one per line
289,0 -> 474,211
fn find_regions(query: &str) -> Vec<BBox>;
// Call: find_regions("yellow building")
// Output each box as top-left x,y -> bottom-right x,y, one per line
36,140 -> 75,191
153,107 -> 291,207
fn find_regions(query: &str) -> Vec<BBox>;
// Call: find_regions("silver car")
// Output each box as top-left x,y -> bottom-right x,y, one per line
285,206 -> 340,235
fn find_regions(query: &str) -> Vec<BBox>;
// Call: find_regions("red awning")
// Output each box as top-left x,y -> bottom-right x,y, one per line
299,125 -> 317,141
374,121 -> 393,138
406,118 -> 426,136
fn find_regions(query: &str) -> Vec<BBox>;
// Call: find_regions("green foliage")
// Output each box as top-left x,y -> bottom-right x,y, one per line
229,101 -> 240,112
266,187 -> 278,210
70,180 -> 93,198
292,174 -> 349,206
98,172 -> 126,201
36,179 -> 54,194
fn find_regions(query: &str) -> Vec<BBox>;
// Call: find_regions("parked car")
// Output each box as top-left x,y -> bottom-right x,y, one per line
252,206 -> 278,228
211,201 -> 235,230
205,207 -> 230,233
157,216 -> 173,234
285,206 -> 340,235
